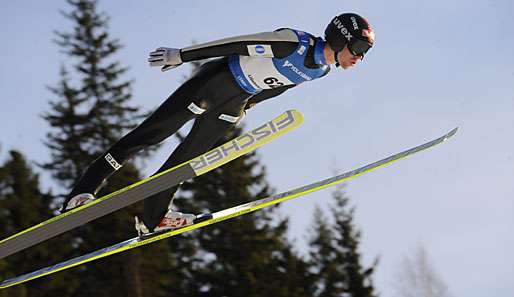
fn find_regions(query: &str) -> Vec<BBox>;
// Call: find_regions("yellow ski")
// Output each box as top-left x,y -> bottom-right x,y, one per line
0,127 -> 457,289
0,110 -> 303,260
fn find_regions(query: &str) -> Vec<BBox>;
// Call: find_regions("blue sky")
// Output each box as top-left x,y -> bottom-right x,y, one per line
1,1 -> 513,296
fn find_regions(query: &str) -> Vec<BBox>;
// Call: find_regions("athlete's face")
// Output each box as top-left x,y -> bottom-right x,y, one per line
337,46 -> 363,69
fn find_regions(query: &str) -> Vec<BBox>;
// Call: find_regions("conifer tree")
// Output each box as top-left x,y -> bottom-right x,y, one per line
41,1 -> 168,296
309,206 -> 343,297
308,185 -> 378,297
0,151 -> 78,296
43,0 -> 141,186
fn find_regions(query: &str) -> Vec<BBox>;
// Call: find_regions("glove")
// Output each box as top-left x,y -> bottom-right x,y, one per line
148,47 -> 183,71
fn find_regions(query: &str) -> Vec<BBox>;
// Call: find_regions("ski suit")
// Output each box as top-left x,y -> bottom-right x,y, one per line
63,28 -> 331,231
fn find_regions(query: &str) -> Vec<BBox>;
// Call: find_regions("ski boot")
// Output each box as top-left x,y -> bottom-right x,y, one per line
62,193 -> 95,212
135,210 -> 197,237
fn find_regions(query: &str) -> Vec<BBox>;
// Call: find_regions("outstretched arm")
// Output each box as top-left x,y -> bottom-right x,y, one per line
148,29 -> 301,71
181,29 -> 299,61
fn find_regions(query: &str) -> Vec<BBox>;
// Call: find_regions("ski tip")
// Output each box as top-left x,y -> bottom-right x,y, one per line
285,109 -> 304,125
444,127 -> 459,141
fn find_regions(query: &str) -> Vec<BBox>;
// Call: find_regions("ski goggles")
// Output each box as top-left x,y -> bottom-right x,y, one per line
348,38 -> 373,57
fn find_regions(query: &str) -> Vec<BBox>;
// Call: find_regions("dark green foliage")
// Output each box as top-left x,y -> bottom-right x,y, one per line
0,151 -> 79,296
331,187 -> 378,297
308,185 -> 379,297
309,206 -> 342,297
38,1 -> 165,296
42,0 -> 143,189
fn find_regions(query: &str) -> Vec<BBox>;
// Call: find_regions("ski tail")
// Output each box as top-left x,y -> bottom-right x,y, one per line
0,127 -> 457,289
0,110 -> 303,260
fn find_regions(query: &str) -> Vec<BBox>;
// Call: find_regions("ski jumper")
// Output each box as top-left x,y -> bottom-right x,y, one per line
63,28 -> 330,231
